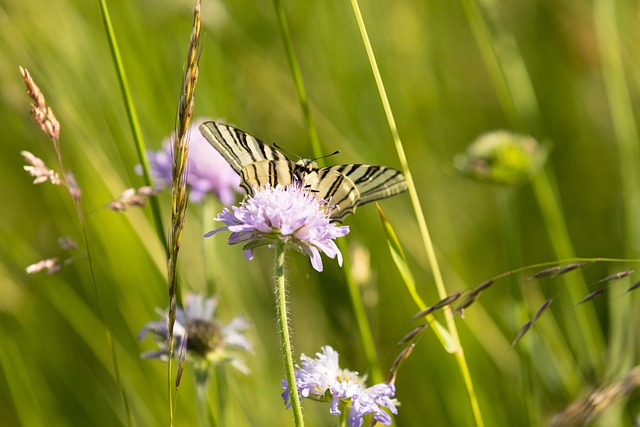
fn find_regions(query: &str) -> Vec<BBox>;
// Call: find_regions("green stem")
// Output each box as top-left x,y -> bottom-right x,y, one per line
594,0 -> 639,379
530,171 -> 604,366
460,0 -> 604,370
97,0 -> 168,255
272,0 -> 322,158
213,366 -> 228,427
338,405 -> 348,427
274,240 -> 305,427
203,197 -> 218,296
50,134 -> 132,426
349,1 -> 484,426
272,0 -> 382,381
194,364 -> 216,427
338,241 -> 383,383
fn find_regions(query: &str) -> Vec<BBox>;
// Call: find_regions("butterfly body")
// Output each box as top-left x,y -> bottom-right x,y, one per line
200,121 -> 407,222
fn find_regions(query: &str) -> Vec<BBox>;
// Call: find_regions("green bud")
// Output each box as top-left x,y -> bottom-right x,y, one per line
454,131 -> 548,185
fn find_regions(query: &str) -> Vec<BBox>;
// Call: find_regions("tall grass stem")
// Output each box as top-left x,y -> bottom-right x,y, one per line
97,0 -> 168,255
349,1 -> 484,425
593,0 -> 639,377
20,65 -> 133,426
272,0 -> 322,158
459,0 -> 605,369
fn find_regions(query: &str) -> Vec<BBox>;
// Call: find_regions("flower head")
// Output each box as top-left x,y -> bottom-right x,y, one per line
282,346 -> 398,427
138,293 -> 252,373
139,118 -> 241,204
206,184 -> 349,272
454,130 -> 548,185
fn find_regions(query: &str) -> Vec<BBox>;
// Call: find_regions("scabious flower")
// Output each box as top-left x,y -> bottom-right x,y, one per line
139,118 -> 241,204
205,183 -> 350,272
138,293 -> 252,374
282,346 -> 398,427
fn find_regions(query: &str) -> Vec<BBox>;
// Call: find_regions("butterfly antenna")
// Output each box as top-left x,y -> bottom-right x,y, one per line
273,143 -> 302,161
312,150 -> 340,162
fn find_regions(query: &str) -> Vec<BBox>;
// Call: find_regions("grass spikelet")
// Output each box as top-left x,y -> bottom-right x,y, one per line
527,266 -> 562,280
549,366 -> 640,427
597,270 -> 634,284
450,278 -> 499,317
398,324 -> 428,345
511,320 -> 533,349
511,299 -> 553,348
175,337 -> 188,389
472,279 -> 495,293
21,150 -> 61,185
387,343 -> 416,385
577,288 -> 607,305
19,66 -> 60,142
25,257 -> 61,275
453,291 -> 481,318
625,280 -> 640,293
108,187 -> 157,212
166,0 -> 201,421
554,262 -> 589,277
411,291 -> 464,321
19,66 -> 132,425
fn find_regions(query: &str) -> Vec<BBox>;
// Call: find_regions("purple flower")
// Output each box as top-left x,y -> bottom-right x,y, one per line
138,293 -> 252,373
282,346 -> 398,427
205,184 -> 349,272
138,118 -> 241,204
348,383 -> 398,427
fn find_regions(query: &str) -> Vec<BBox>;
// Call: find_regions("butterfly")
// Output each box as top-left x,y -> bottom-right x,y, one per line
199,121 -> 407,222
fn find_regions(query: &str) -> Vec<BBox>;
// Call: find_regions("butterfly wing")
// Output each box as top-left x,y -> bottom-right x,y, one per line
200,121 -> 407,219
199,121 -> 295,193
313,164 -> 407,221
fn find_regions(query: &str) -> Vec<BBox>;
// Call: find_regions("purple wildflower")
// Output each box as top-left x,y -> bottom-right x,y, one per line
139,118 -> 241,204
349,383 -> 398,427
205,184 -> 349,272
138,293 -> 252,373
282,346 -> 398,427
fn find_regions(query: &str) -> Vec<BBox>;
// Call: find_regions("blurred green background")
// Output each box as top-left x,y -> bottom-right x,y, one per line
1,0 -> 639,425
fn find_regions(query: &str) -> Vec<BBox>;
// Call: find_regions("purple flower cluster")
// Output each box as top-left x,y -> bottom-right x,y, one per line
140,118 -> 241,204
206,184 -> 349,272
138,293 -> 252,373
282,346 -> 398,427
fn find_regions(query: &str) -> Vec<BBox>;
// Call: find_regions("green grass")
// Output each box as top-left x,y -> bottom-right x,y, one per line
2,0 -> 640,426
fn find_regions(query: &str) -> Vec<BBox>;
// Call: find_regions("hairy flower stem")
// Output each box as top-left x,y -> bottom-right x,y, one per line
274,240 -> 305,427
271,0 -> 382,383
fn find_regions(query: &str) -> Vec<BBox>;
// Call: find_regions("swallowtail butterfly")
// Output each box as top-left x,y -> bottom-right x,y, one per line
199,121 -> 407,222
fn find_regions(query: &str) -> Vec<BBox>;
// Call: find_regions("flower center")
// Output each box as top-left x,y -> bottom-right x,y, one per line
186,319 -> 222,356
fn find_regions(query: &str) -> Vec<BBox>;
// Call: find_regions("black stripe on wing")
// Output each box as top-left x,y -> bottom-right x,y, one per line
199,121 -> 289,174
320,164 -> 407,206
